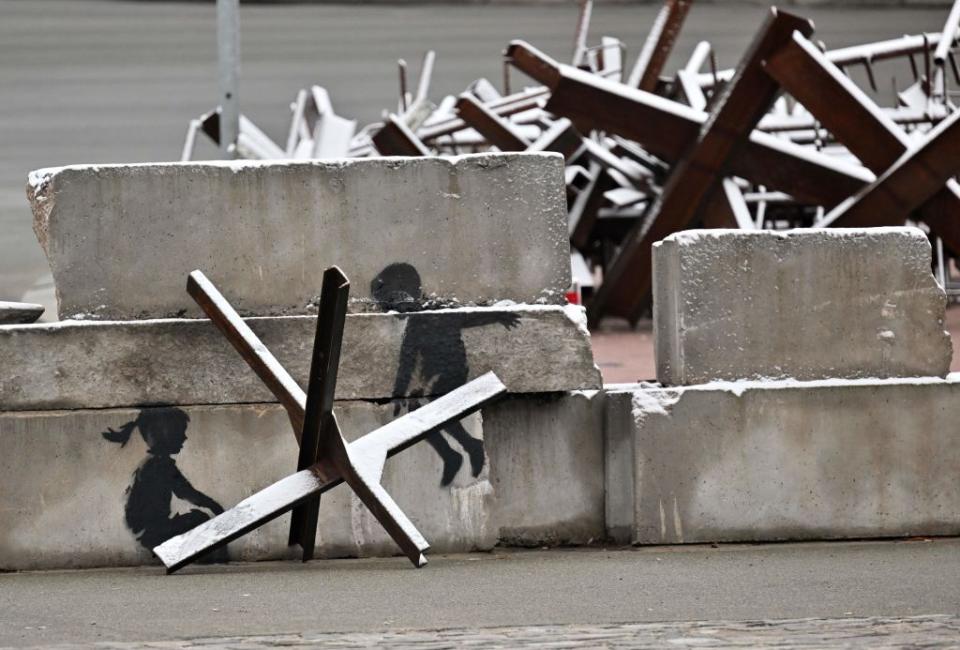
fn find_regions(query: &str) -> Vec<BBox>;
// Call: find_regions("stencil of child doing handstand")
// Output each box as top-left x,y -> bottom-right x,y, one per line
102,407 -> 227,561
371,262 -> 519,486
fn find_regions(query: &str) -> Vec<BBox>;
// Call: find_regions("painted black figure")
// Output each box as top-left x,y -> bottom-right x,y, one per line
371,263 -> 519,486
102,407 -> 226,558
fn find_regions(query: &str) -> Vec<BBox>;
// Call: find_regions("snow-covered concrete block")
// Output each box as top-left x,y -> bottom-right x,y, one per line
653,228 -> 951,385
27,154 -> 570,320
605,377 -> 960,545
0,305 -> 600,412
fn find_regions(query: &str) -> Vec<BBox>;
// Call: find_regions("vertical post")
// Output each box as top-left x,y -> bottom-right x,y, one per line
937,237 -> 947,290
572,0 -> 592,67
934,0 -> 960,67
217,0 -> 240,159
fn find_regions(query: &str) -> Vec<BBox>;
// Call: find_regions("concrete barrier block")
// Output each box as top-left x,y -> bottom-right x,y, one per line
0,305 -> 600,411
27,154 -> 570,320
0,392 -> 603,570
605,377 -> 960,545
653,228 -> 952,385
485,391 -> 606,546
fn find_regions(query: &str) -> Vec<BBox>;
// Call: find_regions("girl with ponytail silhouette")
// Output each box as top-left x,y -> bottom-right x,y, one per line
102,407 -> 226,557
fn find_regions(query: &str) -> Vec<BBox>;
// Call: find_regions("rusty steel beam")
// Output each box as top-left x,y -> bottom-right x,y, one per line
419,87 -> 549,142
372,115 -> 431,156
627,0 -> 694,91
766,31 -> 915,173
527,118 -> 585,160
585,9 -> 814,324
824,109 -> 960,227
570,163 -> 618,250
506,40 -> 872,209
694,32 -> 948,91
288,266 -> 350,560
156,270 -> 507,573
455,94 -> 530,151
155,371 -> 505,573
187,271 -> 307,437
765,30 -> 960,250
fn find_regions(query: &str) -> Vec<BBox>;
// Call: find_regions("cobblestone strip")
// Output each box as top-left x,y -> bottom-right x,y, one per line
9,615 -> 960,649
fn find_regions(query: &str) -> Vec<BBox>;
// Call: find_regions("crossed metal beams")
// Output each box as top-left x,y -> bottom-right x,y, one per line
154,268 -> 506,573
765,30 -> 960,250
587,9 -> 814,322
507,10 -> 960,325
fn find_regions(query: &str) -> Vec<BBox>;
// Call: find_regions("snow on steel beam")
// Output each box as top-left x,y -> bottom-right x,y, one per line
627,0 -> 694,91
765,30 -> 960,250
505,40 -> 871,209
418,87 -> 549,142
766,31 -> 917,171
828,32 -> 946,67
824,109 -> 960,228
694,32 -> 948,90
572,0 -> 593,67
936,1 -> 960,66
527,118 -> 584,161
372,115 -> 431,156
455,94 -> 530,152
585,8 -> 814,324
569,163 -> 618,250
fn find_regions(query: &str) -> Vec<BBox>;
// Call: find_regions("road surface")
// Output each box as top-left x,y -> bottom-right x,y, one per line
1,540 -> 958,646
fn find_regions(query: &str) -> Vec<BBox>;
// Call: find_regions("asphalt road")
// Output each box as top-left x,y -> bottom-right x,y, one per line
1,540 -> 958,646
0,1 -> 953,307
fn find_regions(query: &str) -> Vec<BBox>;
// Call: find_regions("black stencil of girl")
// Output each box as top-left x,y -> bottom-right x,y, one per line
102,407 -> 227,558
372,263 -> 519,486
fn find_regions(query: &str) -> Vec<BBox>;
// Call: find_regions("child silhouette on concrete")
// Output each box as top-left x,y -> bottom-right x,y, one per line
371,262 -> 519,486
103,407 -> 226,558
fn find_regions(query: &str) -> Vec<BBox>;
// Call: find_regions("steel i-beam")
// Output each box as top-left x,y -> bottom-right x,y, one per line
765,29 -> 960,249
584,9 -> 815,323
157,270 -> 507,573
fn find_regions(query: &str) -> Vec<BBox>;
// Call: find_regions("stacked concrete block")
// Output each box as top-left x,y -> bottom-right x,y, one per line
653,228 -> 952,385
1,153 -> 604,570
608,227 -> 960,545
27,155 -> 571,320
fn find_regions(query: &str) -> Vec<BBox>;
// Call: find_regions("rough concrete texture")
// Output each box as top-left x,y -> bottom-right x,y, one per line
653,228 -> 952,385
0,305 -> 599,411
27,154 -> 570,320
484,391 -> 605,546
605,377 -> 960,545
0,394 -> 604,570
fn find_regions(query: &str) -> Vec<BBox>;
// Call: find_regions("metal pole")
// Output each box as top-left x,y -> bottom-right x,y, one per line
937,237 -> 947,289
217,0 -> 240,159
935,0 -> 960,67
572,0 -> 593,67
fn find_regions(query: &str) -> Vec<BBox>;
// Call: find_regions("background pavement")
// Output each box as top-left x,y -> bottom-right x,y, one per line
1,540 -> 958,647
0,0 -> 953,308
